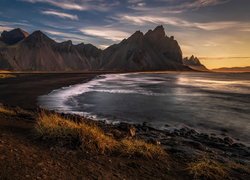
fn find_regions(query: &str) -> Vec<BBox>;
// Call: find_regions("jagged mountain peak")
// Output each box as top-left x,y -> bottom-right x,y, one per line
24,30 -> 55,46
183,55 -> 201,65
28,30 -> 49,39
59,40 -> 73,46
145,25 -> 167,41
152,25 -> 165,37
76,42 -> 85,47
183,55 -> 208,71
0,28 -> 29,45
128,30 -> 144,41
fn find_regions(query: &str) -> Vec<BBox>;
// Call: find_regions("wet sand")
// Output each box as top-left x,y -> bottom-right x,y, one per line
0,73 -> 97,109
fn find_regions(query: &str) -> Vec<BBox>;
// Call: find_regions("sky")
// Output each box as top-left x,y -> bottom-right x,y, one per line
0,0 -> 249,69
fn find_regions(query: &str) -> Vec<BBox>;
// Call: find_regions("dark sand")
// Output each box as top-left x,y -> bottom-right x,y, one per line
0,73 -> 96,109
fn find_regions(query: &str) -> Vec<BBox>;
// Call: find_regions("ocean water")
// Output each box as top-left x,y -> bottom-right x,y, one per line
38,72 -> 250,144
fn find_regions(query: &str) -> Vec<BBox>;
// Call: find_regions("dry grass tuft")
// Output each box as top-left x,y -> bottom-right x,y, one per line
0,106 -> 16,115
35,112 -> 166,158
187,158 -> 228,180
36,112 -> 117,153
120,139 -> 166,158
0,74 -> 15,79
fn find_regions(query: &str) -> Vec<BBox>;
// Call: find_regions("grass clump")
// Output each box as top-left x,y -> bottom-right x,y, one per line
36,112 -> 117,153
120,139 -> 166,159
187,158 -> 228,180
35,112 -> 166,158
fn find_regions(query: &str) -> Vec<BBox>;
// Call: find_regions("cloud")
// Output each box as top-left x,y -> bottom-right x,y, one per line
98,44 -> 109,49
0,26 -> 12,32
41,10 -> 78,20
180,0 -> 230,9
21,0 -> 119,11
128,0 -> 230,13
200,56 -> 250,60
45,29 -> 113,48
80,27 -> 130,41
0,20 -> 32,32
240,28 -> 250,32
21,0 -> 87,10
203,41 -> 219,47
45,30 -> 85,41
114,14 -> 248,31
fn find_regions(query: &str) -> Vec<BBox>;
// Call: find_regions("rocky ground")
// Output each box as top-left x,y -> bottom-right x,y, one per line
0,105 -> 249,179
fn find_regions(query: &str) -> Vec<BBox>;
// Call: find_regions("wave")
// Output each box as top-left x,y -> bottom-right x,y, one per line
38,73 -> 174,112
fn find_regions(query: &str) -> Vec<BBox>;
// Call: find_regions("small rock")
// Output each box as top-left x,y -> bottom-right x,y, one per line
224,137 -> 234,145
190,129 -> 198,135
111,129 -> 123,139
232,143 -> 245,148
142,122 -> 148,126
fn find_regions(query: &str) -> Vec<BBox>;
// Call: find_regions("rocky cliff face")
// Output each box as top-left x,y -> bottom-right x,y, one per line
0,26 -> 190,71
101,26 -> 187,71
183,55 -> 208,71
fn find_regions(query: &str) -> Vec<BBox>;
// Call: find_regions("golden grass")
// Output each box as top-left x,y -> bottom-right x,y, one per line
0,74 -> 15,79
187,158 -> 228,180
36,112 -> 117,153
120,139 -> 166,158
35,112 -> 166,157
0,106 -> 16,115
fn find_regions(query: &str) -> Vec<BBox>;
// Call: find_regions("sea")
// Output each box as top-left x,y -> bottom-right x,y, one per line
38,72 -> 250,145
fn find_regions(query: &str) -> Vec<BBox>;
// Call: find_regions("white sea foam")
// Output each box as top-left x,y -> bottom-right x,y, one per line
38,73 -> 173,113
38,72 -> 250,145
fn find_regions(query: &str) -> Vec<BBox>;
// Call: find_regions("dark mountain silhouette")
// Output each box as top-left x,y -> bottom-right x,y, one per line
0,26 -> 191,71
101,26 -> 187,71
183,55 -> 209,71
0,28 -> 29,45
0,30 -> 100,71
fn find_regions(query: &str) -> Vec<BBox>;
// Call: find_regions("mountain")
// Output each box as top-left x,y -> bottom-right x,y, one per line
0,28 -> 29,45
0,30 -> 100,71
101,26 -> 188,71
183,55 -> 209,71
0,26 -> 191,71
213,66 -> 250,72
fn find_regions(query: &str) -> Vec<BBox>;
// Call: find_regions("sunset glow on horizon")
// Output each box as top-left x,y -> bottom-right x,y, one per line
0,0 -> 249,69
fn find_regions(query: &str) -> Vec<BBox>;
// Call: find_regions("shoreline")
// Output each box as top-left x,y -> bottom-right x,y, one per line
0,73 -> 97,109
38,72 -> 250,146
1,72 -> 249,148
0,74 -> 250,179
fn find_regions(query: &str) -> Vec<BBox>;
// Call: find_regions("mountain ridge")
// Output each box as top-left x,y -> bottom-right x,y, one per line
0,26 -> 192,71
183,55 -> 209,71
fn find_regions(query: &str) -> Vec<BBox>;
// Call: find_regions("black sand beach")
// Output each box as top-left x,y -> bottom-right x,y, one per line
0,73 -> 96,109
